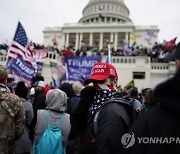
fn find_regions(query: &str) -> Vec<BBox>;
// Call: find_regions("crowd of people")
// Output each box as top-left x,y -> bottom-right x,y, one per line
0,43 -> 180,154
59,42 -> 177,63
0,41 -> 177,63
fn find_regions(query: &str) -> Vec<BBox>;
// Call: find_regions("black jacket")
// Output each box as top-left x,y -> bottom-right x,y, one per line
94,103 -> 131,154
70,87 -> 133,154
126,71 -> 180,154
29,91 -> 46,141
78,102 -> 132,154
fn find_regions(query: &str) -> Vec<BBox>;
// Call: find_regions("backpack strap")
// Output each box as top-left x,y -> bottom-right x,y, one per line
46,110 -> 50,127
45,110 -> 64,127
57,113 -> 64,127
93,97 -> 131,135
0,100 -> 15,118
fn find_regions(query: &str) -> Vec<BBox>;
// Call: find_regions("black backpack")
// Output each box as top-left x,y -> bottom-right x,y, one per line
79,97 -> 144,154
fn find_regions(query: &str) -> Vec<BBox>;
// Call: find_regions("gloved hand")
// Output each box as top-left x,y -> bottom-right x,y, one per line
70,86 -> 96,136
77,86 -> 96,112
80,86 -> 96,103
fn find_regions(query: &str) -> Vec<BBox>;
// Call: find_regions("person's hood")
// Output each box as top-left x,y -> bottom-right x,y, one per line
59,82 -> 74,98
46,89 -> 67,112
154,71 -> 180,116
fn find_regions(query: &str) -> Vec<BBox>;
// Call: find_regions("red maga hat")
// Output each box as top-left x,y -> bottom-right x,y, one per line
84,62 -> 118,84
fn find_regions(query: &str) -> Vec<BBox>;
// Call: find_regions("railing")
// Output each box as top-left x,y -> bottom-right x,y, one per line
0,56 -> 6,62
46,52 -> 57,60
151,63 -> 169,70
112,57 -> 136,64
0,54 -> 174,72
111,56 -> 150,64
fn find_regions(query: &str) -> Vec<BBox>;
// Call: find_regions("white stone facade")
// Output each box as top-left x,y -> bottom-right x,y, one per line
0,53 -> 175,90
43,0 -> 159,51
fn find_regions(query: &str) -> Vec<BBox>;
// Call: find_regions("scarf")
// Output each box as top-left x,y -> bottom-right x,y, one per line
91,84 -> 116,116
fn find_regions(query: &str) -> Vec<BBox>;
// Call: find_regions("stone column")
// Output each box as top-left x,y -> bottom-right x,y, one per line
104,17 -> 107,23
89,33 -> 93,47
99,32 -> 103,50
125,32 -> 129,43
110,17 -> 113,22
62,34 -> 65,49
128,32 -> 130,46
110,32 -> 114,44
66,33 -> 69,48
75,33 -> 79,50
79,33 -> 83,48
114,32 -> 118,51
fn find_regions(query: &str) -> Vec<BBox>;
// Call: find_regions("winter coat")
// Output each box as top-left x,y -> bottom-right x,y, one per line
34,89 -> 71,145
71,95 -> 81,104
29,90 -> 46,141
70,85 -> 132,154
81,102 -> 131,154
125,71 -> 180,154
15,98 -> 33,153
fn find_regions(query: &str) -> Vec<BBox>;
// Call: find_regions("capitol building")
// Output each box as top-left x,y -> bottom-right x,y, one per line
0,0 -> 175,90
40,0 -> 176,90
43,0 -> 159,51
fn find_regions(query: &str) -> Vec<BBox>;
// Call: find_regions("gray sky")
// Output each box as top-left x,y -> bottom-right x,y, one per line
0,0 -> 180,45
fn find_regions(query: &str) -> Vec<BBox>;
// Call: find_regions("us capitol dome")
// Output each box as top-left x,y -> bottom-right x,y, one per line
79,0 -> 131,23
43,0 -> 159,51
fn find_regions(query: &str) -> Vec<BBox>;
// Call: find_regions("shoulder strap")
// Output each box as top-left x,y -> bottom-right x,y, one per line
57,113 -> 64,127
93,97 -> 131,135
46,110 -> 50,127
45,110 -> 64,127
0,100 -> 15,118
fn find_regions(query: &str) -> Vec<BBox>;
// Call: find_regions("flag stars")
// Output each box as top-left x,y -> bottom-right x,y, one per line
14,22 -> 28,47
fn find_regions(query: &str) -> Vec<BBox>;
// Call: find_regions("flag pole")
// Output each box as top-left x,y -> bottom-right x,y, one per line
108,44 -> 112,64
64,62 -> 69,82
5,21 -> 20,67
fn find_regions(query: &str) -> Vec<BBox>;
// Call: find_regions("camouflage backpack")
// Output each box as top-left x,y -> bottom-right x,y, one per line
0,88 -> 24,153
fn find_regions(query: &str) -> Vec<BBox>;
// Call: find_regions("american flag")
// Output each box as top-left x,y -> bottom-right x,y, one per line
98,7 -> 106,18
50,62 -> 58,74
106,45 -> 112,64
50,62 -> 66,75
50,61 -> 66,86
6,21 -> 36,67
52,34 -> 58,46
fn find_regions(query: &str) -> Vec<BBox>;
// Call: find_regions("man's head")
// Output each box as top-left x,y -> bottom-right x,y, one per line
84,62 -> 118,86
6,77 -> 14,92
127,87 -> 138,99
0,65 -> 7,84
15,81 -> 28,99
34,81 -> 45,93
174,43 -> 180,72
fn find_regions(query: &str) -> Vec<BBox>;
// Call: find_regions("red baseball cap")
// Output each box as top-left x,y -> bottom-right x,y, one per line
84,62 -> 118,84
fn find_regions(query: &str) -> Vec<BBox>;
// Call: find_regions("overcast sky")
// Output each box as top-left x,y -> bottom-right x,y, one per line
0,0 -> 180,45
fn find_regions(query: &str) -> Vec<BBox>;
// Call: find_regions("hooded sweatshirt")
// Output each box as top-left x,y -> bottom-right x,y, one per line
34,89 -> 71,144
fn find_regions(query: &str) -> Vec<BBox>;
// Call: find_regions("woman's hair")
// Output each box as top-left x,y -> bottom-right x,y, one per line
145,89 -> 158,105
72,81 -> 84,95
